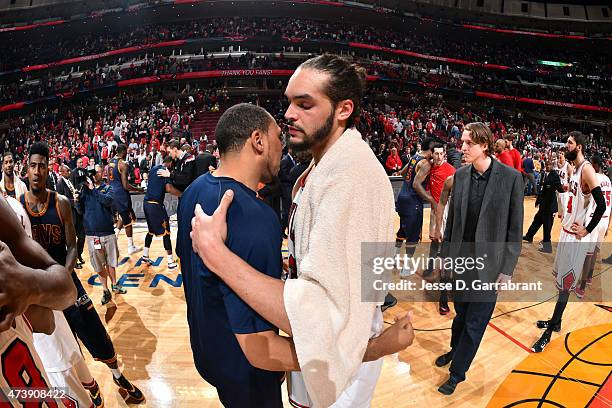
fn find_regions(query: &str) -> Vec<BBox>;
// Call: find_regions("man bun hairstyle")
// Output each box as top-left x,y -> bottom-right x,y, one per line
299,54 -> 367,129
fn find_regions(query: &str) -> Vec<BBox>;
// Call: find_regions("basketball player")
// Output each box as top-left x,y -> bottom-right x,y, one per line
1,152 -> 27,199
190,56 -> 415,407
21,142 -> 145,403
109,144 -> 144,255
424,143 -> 455,278
0,190 -> 76,406
555,151 -> 573,220
532,132 -> 607,352
142,156 -> 182,268
395,139 -> 434,277
7,194 -> 102,408
179,103 -> 412,408
578,155 -> 611,293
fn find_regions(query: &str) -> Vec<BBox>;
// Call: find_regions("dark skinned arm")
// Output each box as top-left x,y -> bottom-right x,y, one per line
413,160 -> 436,208
24,305 -> 55,335
119,160 -> 144,193
0,198 -> 75,331
165,183 -> 182,198
58,194 -> 77,274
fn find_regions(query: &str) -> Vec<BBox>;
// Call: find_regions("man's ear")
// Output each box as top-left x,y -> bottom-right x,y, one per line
335,99 -> 354,123
250,130 -> 265,154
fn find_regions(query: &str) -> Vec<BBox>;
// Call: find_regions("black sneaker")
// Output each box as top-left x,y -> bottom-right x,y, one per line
536,319 -> 561,332
435,352 -> 453,367
438,376 -> 461,395
101,289 -> 112,306
522,235 -> 533,243
603,255 -> 612,265
439,302 -> 450,315
113,374 -> 145,404
141,256 -> 153,266
75,262 -> 83,269
532,330 -> 553,353
381,293 -> 397,312
89,388 -> 104,408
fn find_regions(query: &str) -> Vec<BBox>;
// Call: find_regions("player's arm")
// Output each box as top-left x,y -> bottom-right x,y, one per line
119,161 -> 144,193
0,199 -> 76,331
574,165 -> 606,238
397,162 -> 410,177
24,305 -> 55,335
165,183 -> 182,198
58,194 -> 77,273
413,160 -> 435,208
434,176 -> 453,242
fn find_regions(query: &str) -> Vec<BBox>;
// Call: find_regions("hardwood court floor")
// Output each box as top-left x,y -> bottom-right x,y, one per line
74,196 -> 612,407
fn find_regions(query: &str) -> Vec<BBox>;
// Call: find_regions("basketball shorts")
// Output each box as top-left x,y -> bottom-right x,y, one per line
288,309 -> 384,408
144,201 -> 170,236
553,229 -> 591,293
117,207 -> 136,227
397,206 -> 423,244
63,274 -> 117,364
46,363 -> 92,408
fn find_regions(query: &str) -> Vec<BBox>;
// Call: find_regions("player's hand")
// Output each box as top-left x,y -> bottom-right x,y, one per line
0,241 -> 35,332
570,223 -> 588,239
373,312 -> 415,357
494,273 -> 511,293
191,190 -> 234,269
157,168 -> 171,178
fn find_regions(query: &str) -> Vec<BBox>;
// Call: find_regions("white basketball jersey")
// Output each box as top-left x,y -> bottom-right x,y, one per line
586,173 -> 612,223
0,316 -> 60,407
561,161 -> 592,231
5,196 -> 32,236
556,161 -> 570,186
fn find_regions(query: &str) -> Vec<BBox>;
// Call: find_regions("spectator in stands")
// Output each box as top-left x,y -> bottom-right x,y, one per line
385,147 -> 403,175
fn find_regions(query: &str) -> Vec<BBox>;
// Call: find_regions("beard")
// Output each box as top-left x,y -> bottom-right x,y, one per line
565,149 -> 578,162
288,110 -> 335,153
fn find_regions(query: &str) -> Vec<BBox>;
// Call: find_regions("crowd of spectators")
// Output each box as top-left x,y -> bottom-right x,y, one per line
1,16 -> 608,79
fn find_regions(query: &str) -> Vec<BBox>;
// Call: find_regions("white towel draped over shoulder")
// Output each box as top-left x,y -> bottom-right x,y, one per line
284,128 -> 395,407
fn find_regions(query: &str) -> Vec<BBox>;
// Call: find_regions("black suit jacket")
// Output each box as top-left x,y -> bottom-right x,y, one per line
443,159 -> 524,281
535,170 -> 564,213
56,178 -> 74,201
194,152 -> 217,179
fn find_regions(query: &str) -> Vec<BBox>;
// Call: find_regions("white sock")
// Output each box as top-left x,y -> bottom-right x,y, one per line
143,247 -> 149,257
128,237 -> 134,247
167,254 -> 174,263
110,368 -> 122,379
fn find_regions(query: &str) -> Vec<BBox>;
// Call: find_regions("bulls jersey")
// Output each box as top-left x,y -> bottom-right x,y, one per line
0,316 -> 62,407
20,191 -> 67,266
586,173 -> 612,226
556,161 -> 570,186
561,161 -> 592,232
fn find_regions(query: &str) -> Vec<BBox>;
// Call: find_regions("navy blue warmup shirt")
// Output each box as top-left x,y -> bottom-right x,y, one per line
145,164 -> 170,202
176,172 -> 283,408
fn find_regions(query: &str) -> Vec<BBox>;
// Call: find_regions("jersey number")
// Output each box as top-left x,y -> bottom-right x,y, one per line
606,191 -> 611,207
1,338 -> 60,408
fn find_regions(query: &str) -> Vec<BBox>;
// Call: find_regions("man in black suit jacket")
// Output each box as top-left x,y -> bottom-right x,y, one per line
194,144 -> 218,179
56,165 -> 86,268
438,123 -> 523,395
523,160 -> 565,253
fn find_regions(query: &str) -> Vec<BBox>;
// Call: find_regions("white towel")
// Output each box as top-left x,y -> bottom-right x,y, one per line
284,128 -> 395,407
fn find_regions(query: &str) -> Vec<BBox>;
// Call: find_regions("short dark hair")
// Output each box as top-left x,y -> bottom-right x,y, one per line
2,152 -> 13,161
116,144 -> 127,155
432,142 -> 446,152
163,155 -> 173,164
29,142 -> 50,162
299,54 -> 367,129
215,103 -> 273,155
568,131 -> 588,153
591,154 -> 604,170
169,140 -> 181,150
422,138 -> 436,152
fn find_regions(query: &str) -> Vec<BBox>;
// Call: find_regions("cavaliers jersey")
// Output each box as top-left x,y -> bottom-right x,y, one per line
0,316 -> 63,407
556,161 -> 570,186
396,154 -> 426,214
145,164 -> 170,203
108,158 -> 130,202
20,191 -> 67,266
561,161 -> 592,232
